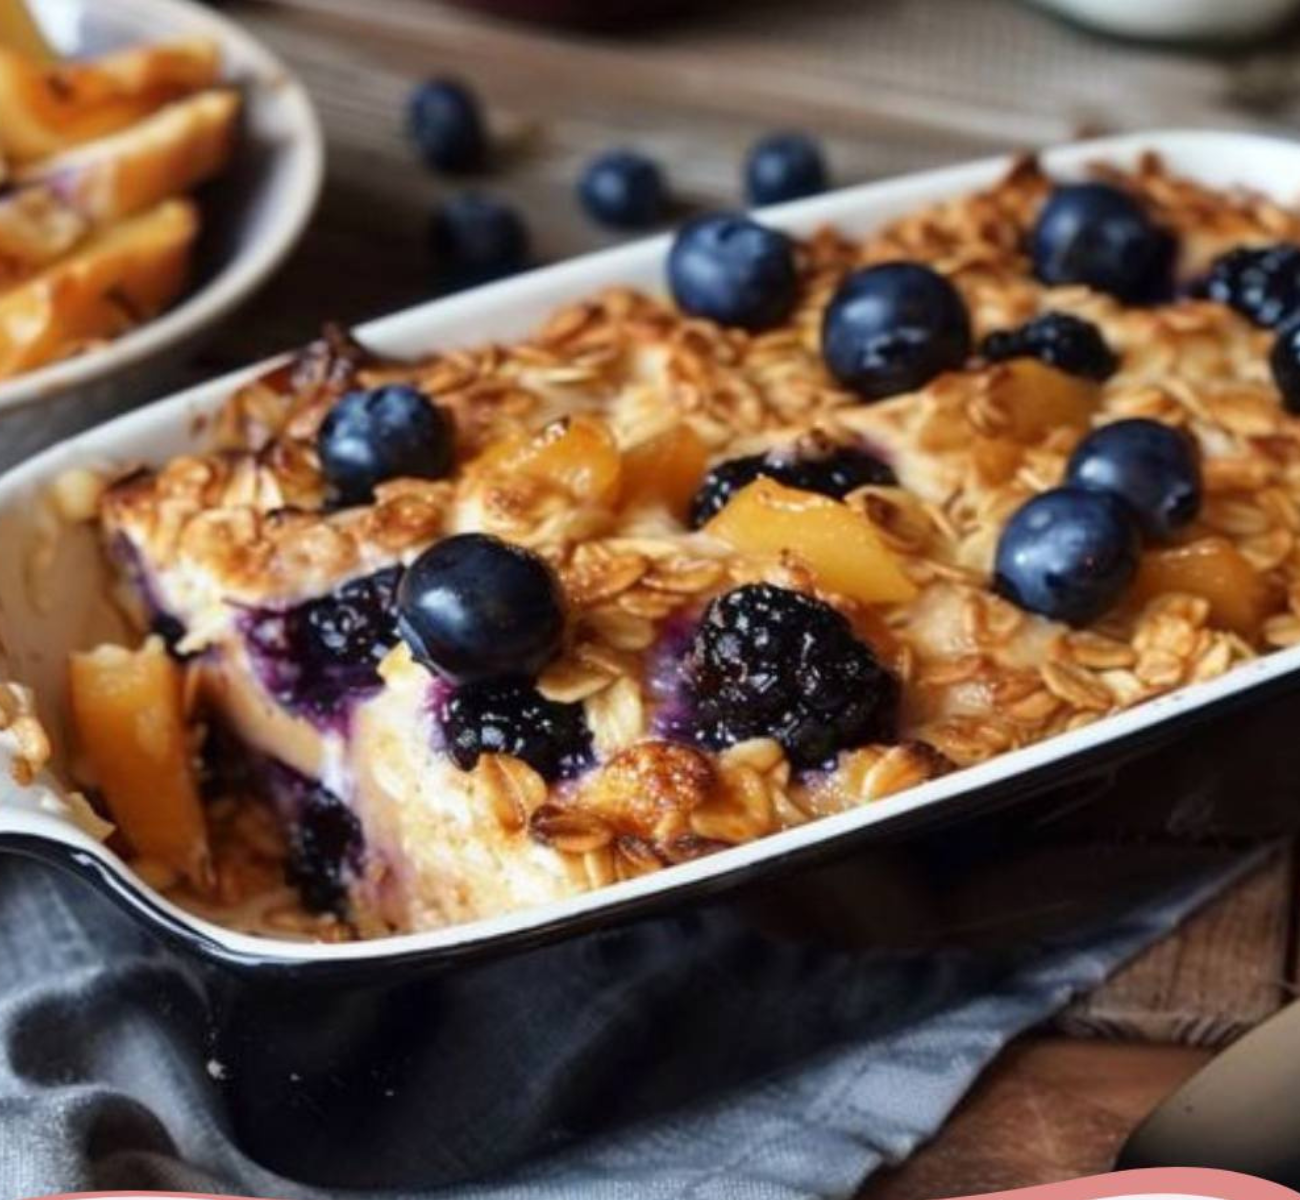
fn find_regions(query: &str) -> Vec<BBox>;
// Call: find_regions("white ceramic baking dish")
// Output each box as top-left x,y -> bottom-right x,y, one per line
2,127 -> 1299,973
7,127 -> 1300,1189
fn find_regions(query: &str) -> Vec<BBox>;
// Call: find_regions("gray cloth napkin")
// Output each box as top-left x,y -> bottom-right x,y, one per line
0,850 -> 1249,1200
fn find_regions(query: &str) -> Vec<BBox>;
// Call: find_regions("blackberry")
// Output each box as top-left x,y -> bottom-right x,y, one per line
439,678 -> 592,780
284,776 -> 365,914
243,566 -> 401,721
1271,316 -> 1300,414
981,312 -> 1117,381
1201,244 -> 1300,329
683,584 -> 898,769
688,444 -> 896,528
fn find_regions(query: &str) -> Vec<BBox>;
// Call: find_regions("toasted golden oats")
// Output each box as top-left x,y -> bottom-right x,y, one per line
76,152 -> 1300,939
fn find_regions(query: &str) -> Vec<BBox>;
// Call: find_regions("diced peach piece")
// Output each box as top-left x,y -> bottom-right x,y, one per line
478,413 -> 622,505
0,198 -> 197,379
0,38 -> 221,162
993,358 -> 1098,442
621,423 -> 709,519
69,637 -> 209,884
1134,537 -> 1273,637
706,477 -> 917,605
970,435 -> 1022,486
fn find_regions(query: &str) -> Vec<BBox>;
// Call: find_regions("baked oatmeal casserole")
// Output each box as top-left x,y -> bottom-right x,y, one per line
59,151 -> 1300,940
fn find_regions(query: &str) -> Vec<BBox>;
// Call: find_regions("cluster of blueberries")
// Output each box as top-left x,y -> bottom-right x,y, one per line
408,76 -> 829,288
288,142 -> 1300,801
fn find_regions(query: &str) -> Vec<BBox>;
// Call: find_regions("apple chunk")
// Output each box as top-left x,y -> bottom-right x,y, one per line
705,477 -> 917,605
69,638 -> 209,885
0,37 -> 220,162
0,197 -> 197,379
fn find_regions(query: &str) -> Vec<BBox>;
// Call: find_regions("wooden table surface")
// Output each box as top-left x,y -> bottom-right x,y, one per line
203,1 -> 1300,1193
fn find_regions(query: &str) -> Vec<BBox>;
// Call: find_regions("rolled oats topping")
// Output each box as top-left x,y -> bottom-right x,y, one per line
72,153 -> 1300,938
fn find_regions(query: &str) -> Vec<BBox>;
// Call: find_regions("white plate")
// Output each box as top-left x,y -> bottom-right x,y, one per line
0,0 -> 323,464
1,128 -> 1297,967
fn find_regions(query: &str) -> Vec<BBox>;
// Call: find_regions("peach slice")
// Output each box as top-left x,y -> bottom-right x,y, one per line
1134,537 -> 1274,638
0,37 -> 221,162
620,423 -> 709,520
992,358 -> 1098,442
706,477 -> 917,605
69,637 -> 209,884
478,413 -> 622,505
16,89 -> 240,227
0,197 -> 197,379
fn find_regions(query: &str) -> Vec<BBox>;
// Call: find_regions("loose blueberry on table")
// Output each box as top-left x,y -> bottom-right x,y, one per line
407,77 -> 488,172
430,192 -> 531,289
821,261 -> 972,400
667,212 -> 798,330
317,384 -> 455,506
994,487 -> 1141,626
744,131 -> 828,207
578,148 -> 668,230
1065,418 -> 1202,542
397,532 -> 566,683
682,583 -> 899,770
981,311 -> 1118,382
1201,243 -> 1300,329
1030,182 -> 1176,304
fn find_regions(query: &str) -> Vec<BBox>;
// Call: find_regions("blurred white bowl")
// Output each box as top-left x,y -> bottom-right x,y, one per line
0,0 -> 323,466
1027,0 -> 1300,41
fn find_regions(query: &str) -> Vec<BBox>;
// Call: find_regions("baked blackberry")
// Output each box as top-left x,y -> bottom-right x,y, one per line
283,775 -> 365,914
243,566 -> 402,721
688,444 -> 896,528
1201,244 -> 1300,329
981,312 -> 1117,381
439,678 -> 593,780
683,584 -> 898,769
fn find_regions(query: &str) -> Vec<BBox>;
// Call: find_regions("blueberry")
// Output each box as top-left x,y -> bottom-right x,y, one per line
982,311 -> 1118,381
688,443 -> 896,527
683,583 -> 898,769
407,78 -> 487,172
1202,243 -> 1300,329
578,149 -> 668,230
397,533 -> 565,683
821,261 -> 971,401
1030,183 -> 1176,304
430,193 -> 530,289
744,132 -> 828,207
993,488 -> 1140,625
667,213 -> 798,331
242,566 -> 402,721
1270,316 -> 1300,414
318,384 -> 454,507
439,678 -> 591,780
283,774 -> 364,914
1066,419 -> 1201,541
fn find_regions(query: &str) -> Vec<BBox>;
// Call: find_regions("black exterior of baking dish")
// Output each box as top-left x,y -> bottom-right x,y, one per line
3,661 -> 1300,1189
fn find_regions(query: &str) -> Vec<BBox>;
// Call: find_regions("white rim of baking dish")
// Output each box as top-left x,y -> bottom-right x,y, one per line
0,127 -> 1297,967
0,0 -> 324,414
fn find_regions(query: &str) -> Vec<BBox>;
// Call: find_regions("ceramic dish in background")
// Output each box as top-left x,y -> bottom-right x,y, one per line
0,0 -> 323,468
2,130 -> 1300,1186
1026,0 -> 1300,42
